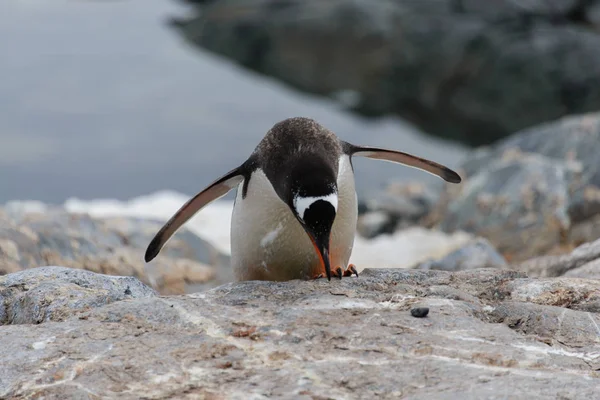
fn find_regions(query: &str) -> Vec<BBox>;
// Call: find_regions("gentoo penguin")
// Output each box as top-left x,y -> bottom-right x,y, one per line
144,117 -> 461,281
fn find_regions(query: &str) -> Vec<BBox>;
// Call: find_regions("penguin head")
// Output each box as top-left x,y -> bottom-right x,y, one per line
284,156 -> 339,280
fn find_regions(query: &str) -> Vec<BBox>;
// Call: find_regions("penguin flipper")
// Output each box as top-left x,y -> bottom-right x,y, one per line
144,166 -> 245,263
342,142 -> 462,184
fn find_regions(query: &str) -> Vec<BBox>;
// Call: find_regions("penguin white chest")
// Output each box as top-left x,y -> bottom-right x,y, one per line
230,155 -> 357,281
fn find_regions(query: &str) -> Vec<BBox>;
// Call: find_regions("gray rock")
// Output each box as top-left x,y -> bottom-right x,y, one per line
358,181 -> 443,236
415,237 -> 508,271
356,210 -> 395,238
459,112 -> 600,220
514,237 -> 600,277
431,113 -> 600,261
438,151 -> 573,260
504,276 -> 600,313
0,206 -> 230,294
170,0 -> 600,146
0,266 -> 156,325
565,258 -> 600,280
1,267 -> 599,398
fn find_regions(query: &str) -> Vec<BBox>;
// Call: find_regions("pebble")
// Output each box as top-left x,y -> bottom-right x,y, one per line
410,307 -> 430,318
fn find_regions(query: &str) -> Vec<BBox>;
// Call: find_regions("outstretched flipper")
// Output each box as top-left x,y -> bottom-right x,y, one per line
342,142 -> 462,184
144,165 -> 246,263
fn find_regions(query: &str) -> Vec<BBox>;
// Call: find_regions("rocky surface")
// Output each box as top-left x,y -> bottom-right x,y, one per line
170,0 -> 600,146
361,112 -> 600,263
1,266 -> 599,398
357,182 -> 442,238
515,237 -> 600,278
0,205 -> 231,295
431,112 -> 600,261
413,237 -> 508,272
0,266 -> 157,325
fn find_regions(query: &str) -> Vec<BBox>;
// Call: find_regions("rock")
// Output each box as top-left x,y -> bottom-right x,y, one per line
1,267 -> 599,398
410,307 -> 429,318
0,206 -> 230,294
429,113 -> 600,261
364,182 -> 439,220
515,237 -> 600,278
170,0 -> 600,146
565,259 -> 600,280
349,227 -> 474,270
503,277 -> 600,313
0,266 -> 156,325
437,151 -> 573,260
356,210 -> 395,238
415,237 -> 508,271
358,181 -> 443,237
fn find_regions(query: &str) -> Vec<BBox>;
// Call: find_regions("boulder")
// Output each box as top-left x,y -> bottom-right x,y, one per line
414,237 -> 508,271
1,267 -> 599,398
427,112 -> 600,261
356,210 -> 396,239
0,266 -> 156,325
515,237 -> 600,278
565,259 -> 600,280
170,0 -> 600,146
0,206 -> 231,294
357,181 -> 443,237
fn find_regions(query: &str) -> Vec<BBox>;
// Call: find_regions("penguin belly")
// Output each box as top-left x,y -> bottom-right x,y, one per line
230,156 -> 357,281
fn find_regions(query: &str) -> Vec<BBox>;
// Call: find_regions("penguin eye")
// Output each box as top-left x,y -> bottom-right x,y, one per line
293,193 -> 338,221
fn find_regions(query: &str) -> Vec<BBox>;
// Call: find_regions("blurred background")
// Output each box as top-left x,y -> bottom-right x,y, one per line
2,0 -> 600,294
0,0 -> 470,205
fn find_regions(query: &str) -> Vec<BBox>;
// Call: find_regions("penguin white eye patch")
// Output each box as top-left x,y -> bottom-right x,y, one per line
294,193 -> 338,220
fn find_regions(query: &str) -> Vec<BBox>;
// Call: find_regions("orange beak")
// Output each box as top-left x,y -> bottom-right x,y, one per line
305,229 -> 333,281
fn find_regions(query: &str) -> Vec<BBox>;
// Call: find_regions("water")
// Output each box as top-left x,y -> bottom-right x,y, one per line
0,0 -> 467,205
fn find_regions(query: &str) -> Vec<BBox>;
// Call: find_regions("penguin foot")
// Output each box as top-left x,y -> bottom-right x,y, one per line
333,267 -> 344,280
332,264 -> 359,279
310,264 -> 359,280
343,264 -> 359,277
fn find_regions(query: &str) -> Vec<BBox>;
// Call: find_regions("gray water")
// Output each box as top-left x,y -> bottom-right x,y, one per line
0,0 -> 467,205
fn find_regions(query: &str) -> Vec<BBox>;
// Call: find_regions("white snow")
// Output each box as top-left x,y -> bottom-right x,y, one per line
9,190 -> 472,270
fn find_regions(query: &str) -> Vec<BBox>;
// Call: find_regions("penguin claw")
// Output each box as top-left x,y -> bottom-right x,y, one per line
311,264 -> 358,280
343,264 -> 359,277
334,267 -> 343,280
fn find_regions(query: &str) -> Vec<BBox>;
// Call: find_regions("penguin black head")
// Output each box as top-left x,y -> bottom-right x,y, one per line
286,156 -> 339,280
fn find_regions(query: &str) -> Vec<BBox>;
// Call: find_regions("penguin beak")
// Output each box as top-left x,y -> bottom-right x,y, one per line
310,231 -> 333,281
300,224 -> 333,281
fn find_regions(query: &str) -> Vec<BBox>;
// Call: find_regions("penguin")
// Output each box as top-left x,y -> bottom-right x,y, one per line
144,117 -> 461,281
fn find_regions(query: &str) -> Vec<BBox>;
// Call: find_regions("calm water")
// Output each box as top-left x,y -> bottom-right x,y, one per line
0,0 -> 467,204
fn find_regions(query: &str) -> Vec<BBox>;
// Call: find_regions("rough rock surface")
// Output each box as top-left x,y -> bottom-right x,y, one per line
515,237 -> 600,278
0,206 -> 231,294
358,182 -> 442,238
1,267 -> 599,398
0,266 -> 156,325
427,112 -> 600,261
565,259 -> 600,280
170,0 -> 600,145
414,238 -> 508,272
